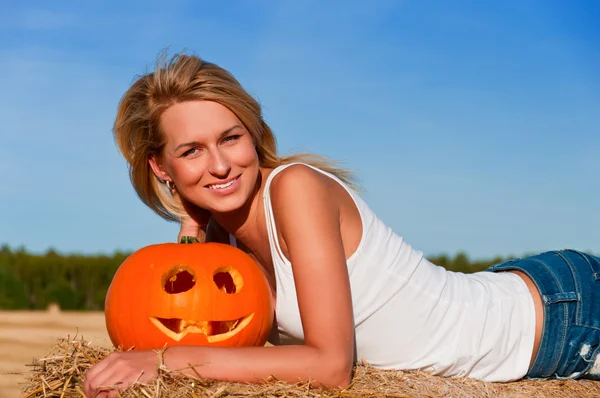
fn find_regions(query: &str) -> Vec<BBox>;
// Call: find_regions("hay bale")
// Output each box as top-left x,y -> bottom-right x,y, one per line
45,303 -> 61,316
20,336 -> 600,397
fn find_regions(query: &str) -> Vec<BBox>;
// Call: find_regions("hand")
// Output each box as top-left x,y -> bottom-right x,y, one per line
83,350 -> 159,398
175,192 -> 212,243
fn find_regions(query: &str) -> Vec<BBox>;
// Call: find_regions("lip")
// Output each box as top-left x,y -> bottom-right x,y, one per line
205,175 -> 241,196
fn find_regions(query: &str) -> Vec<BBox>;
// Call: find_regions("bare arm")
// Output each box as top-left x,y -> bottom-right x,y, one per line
165,165 -> 355,386
163,344 -> 350,387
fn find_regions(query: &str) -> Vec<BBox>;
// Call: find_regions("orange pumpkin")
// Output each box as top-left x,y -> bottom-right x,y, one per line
104,240 -> 273,350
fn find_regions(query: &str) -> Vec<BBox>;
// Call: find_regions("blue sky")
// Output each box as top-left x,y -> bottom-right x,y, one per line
1,0 -> 598,260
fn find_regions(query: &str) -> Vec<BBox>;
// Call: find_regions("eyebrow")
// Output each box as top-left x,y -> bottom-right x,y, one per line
174,125 -> 243,152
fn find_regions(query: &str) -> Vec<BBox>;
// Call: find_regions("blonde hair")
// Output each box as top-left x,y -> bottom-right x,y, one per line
113,51 -> 358,222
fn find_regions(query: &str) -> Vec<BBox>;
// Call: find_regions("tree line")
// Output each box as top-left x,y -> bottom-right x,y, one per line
0,245 -> 128,310
0,243 -> 508,311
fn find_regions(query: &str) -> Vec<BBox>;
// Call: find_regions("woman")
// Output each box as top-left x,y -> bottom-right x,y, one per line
84,52 -> 600,397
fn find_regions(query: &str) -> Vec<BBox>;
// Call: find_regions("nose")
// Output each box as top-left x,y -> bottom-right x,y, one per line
207,148 -> 231,178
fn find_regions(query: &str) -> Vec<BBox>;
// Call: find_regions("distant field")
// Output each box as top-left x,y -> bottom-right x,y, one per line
0,309 -> 111,398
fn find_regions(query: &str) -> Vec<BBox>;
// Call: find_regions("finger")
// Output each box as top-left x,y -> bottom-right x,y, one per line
85,353 -> 131,397
178,221 -> 201,242
88,373 -> 125,398
89,388 -> 110,398
90,386 -> 118,398
90,362 -> 146,397
84,355 -> 114,396
88,364 -> 122,391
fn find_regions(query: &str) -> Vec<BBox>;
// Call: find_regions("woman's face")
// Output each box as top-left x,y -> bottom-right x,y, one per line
151,100 -> 260,215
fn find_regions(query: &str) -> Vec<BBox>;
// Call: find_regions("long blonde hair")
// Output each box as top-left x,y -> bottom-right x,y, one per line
113,51 -> 358,222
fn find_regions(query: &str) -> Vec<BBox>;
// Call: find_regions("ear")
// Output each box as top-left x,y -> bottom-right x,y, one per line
149,155 -> 170,182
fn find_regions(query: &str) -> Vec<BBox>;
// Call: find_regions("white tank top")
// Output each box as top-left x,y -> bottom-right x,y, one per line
261,162 -> 536,382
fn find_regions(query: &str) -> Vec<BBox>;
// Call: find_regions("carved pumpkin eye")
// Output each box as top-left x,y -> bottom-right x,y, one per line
162,266 -> 196,294
213,266 -> 244,294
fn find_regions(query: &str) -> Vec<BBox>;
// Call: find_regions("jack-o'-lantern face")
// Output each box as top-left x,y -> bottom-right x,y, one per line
105,242 -> 273,350
147,263 -> 255,343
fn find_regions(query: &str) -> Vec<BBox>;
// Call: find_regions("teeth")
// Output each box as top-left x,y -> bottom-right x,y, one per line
209,178 -> 236,190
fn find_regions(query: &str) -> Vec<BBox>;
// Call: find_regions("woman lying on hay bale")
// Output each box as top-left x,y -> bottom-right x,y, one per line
84,51 -> 600,397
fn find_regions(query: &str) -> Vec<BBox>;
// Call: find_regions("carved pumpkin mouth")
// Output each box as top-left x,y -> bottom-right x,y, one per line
149,313 -> 254,342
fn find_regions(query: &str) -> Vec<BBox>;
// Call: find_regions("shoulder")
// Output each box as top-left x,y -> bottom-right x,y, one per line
269,163 -> 332,199
268,164 -> 340,225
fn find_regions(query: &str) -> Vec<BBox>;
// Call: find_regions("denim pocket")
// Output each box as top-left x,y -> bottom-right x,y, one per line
560,251 -> 600,329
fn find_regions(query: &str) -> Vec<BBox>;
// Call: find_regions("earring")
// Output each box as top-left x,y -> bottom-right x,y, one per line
166,180 -> 175,191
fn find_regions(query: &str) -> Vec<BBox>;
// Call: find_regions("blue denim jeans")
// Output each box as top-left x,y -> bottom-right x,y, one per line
486,249 -> 600,379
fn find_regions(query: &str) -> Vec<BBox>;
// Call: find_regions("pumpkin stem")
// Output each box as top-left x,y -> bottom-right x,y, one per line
179,236 -> 200,244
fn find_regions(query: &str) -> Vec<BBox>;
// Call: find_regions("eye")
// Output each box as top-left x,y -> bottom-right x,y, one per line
222,135 -> 241,144
182,147 -> 199,157
213,266 -> 244,294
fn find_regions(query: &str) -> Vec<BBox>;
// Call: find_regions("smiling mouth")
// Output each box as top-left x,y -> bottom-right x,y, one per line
149,313 -> 254,342
206,175 -> 240,190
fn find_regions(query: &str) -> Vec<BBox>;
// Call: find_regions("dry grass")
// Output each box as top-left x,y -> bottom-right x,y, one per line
18,336 -> 600,398
0,309 -> 111,397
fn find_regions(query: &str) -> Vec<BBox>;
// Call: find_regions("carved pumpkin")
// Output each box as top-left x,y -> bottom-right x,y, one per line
104,240 -> 273,350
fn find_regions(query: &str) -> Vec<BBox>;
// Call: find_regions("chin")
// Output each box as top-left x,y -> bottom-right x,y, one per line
208,192 -> 252,214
